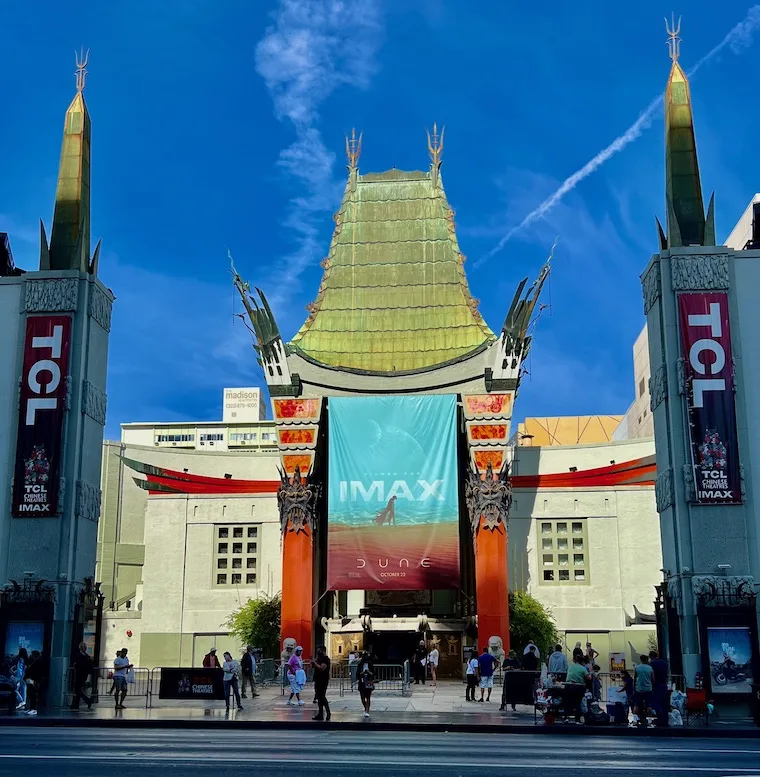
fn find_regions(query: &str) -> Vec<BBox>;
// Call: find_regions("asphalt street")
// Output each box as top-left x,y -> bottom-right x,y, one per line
1,728 -> 760,777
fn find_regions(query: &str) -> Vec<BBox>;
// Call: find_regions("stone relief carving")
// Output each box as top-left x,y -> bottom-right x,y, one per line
57,477 -> 67,516
63,376 -> 73,411
277,466 -> 320,536
24,278 -> 79,312
649,364 -> 668,411
692,575 -> 755,607
676,358 -> 688,395
671,254 -> 729,291
641,261 -> 661,315
88,283 -> 113,332
655,468 -> 674,513
75,481 -> 101,523
682,464 -> 696,502
464,463 -> 512,538
667,577 -> 683,617
740,464 -> 747,497
82,380 -> 107,426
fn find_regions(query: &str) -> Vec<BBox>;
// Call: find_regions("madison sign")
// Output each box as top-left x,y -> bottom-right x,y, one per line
678,292 -> 741,504
12,316 -> 72,517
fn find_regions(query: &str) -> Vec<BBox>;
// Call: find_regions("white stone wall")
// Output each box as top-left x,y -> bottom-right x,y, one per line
726,195 -> 760,250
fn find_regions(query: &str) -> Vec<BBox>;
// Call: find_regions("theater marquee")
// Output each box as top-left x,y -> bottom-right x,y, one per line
678,292 -> 742,505
12,316 -> 72,517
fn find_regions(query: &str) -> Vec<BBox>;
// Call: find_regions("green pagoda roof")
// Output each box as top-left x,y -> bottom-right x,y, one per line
289,155 -> 495,374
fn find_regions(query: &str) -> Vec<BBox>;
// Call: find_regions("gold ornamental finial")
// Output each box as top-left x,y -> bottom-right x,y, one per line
665,14 -> 681,62
75,48 -> 90,93
427,122 -> 444,167
346,128 -> 362,168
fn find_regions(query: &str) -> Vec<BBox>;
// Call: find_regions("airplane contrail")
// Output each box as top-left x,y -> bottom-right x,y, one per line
476,6 -> 760,266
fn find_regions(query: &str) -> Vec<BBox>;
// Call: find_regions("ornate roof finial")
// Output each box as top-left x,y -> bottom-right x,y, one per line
665,14 -> 681,62
427,122 -> 444,167
75,47 -> 90,93
346,128 -> 362,168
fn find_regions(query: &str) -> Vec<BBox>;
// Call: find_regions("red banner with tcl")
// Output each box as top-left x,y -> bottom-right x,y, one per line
678,292 -> 742,505
12,316 -> 72,517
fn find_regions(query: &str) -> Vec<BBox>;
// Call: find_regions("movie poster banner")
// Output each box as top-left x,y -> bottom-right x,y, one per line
11,315 -> 72,517
327,395 -> 460,590
678,292 -> 741,505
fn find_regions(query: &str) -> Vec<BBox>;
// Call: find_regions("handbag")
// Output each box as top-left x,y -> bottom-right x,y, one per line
126,669 -> 136,685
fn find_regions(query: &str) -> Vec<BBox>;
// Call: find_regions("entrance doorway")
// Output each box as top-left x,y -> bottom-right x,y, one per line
368,631 -> 420,663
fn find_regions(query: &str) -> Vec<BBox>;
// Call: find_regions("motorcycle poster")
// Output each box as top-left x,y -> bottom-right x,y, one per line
707,626 -> 754,694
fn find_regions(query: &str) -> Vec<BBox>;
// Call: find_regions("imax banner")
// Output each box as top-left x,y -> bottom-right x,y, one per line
12,315 -> 72,517
678,292 -> 741,504
327,395 -> 460,590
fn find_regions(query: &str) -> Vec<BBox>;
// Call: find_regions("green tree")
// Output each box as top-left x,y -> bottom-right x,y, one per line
225,593 -> 281,658
509,590 -> 558,658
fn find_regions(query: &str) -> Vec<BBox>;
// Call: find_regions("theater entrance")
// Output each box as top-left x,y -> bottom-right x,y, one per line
368,631 -> 421,663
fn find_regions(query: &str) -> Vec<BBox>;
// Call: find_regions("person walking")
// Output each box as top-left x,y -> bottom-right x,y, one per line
427,644 -> 440,686
203,648 -> 221,668
649,650 -> 670,727
287,646 -> 306,706
12,649 -> 28,710
222,651 -> 243,712
465,650 -> 479,702
413,641 -> 427,685
24,651 -> 44,716
548,645 -> 568,680
358,658 -> 375,718
633,654 -> 655,728
312,645 -> 331,721
70,642 -> 93,711
477,645 -> 497,702
240,646 -> 259,699
113,648 -> 133,710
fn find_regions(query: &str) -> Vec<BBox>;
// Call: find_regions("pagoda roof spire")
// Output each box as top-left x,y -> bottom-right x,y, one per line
43,49 -> 96,273
662,16 -> 715,248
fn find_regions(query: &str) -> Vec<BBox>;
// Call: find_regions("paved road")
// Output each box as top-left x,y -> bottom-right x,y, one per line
1,728 -> 759,776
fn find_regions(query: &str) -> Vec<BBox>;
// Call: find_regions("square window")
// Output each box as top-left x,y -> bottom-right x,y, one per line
574,569 -> 586,581
573,538 -> 584,550
217,558 -> 228,569
233,527 -> 243,538
231,574 -> 241,585
248,527 -> 258,538
559,570 -> 570,581
232,543 -> 242,554
572,522 -> 583,534
558,554 -> 569,566
217,574 -> 227,585
542,553 -> 553,566
218,527 -> 229,538
232,558 -> 242,569
542,539 -> 553,550
557,538 -> 568,551
543,570 -> 555,581
574,553 -> 584,566
247,558 -> 257,569
556,523 -> 567,534
246,574 -> 256,585
541,522 -> 552,534
247,542 -> 257,554
217,543 -> 228,554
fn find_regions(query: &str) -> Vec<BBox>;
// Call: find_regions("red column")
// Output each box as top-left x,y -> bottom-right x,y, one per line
475,519 -> 510,652
281,526 -> 313,654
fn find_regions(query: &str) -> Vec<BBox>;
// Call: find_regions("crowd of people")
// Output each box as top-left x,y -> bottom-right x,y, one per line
2,647 -> 45,716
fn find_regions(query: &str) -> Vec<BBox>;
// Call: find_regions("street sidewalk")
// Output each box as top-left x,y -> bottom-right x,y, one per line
3,680 -> 758,736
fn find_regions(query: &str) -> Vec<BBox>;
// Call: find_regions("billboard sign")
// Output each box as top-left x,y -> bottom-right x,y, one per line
327,395 -> 460,590
223,387 -> 264,423
12,315 -> 72,517
678,292 -> 741,504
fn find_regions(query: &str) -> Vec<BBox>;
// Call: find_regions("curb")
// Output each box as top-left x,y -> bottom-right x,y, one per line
1,716 -> 758,737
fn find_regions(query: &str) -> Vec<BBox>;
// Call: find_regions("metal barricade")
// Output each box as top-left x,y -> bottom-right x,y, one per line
255,658 -> 276,686
342,663 -> 407,697
66,666 -> 151,707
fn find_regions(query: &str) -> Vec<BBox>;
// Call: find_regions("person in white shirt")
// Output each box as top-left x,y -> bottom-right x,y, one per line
428,646 -> 440,686
465,650 -> 479,701
523,640 -> 541,659
222,651 -> 243,712
112,648 -> 132,710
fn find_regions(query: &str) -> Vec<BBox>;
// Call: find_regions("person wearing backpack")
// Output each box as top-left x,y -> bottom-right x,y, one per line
358,652 -> 375,718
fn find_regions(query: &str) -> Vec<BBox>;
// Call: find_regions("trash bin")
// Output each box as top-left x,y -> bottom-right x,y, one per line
751,685 -> 760,727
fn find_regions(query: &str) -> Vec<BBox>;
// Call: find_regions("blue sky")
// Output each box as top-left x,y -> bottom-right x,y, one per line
2,1 -> 759,440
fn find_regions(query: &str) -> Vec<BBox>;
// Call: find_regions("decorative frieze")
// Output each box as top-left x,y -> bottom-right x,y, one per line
676,357 -> 688,395
24,278 -> 78,312
655,468 -> 674,512
88,283 -> 113,332
641,261 -> 661,315
57,477 -> 67,516
649,364 -> 668,411
63,376 -> 73,411
682,464 -> 696,502
75,481 -> 101,523
667,577 -> 683,617
277,466 -> 320,536
671,254 -> 729,291
464,462 -> 512,538
692,575 -> 755,607
82,380 -> 107,426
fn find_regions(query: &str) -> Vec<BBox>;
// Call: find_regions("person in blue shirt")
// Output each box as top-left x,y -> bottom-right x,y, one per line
478,646 -> 498,702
